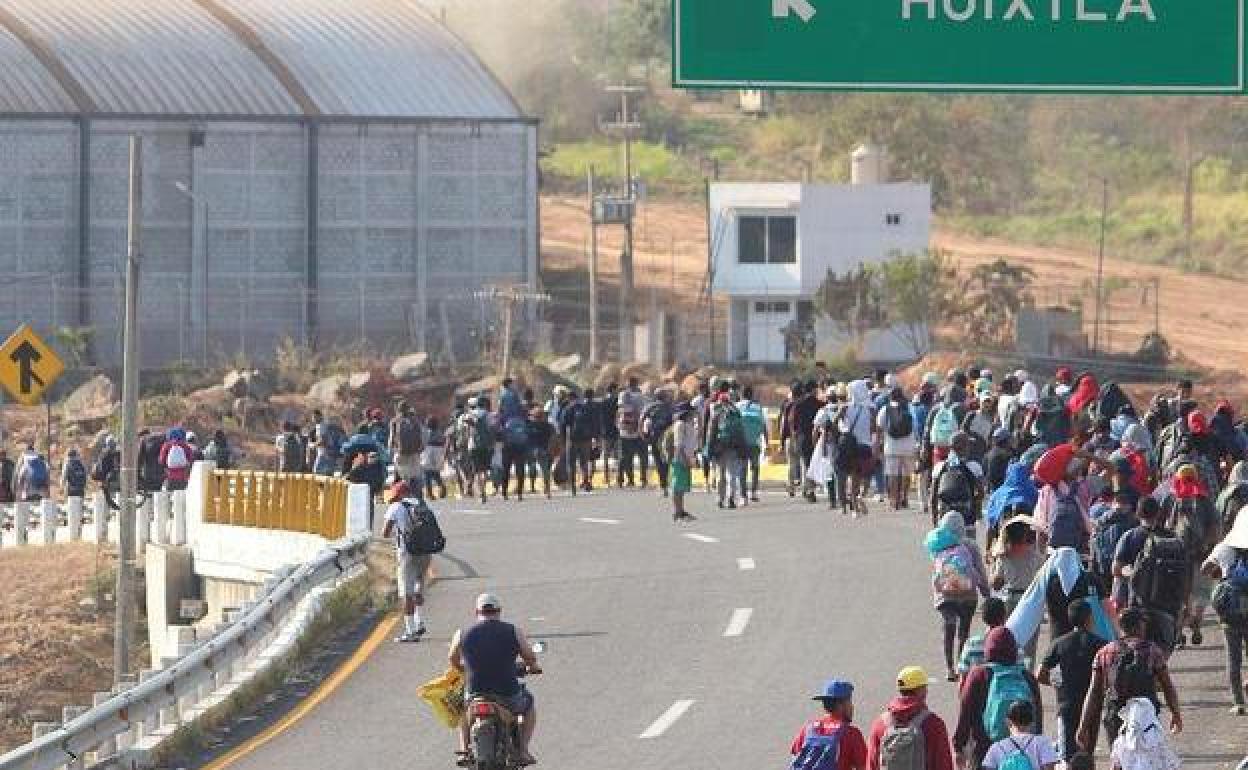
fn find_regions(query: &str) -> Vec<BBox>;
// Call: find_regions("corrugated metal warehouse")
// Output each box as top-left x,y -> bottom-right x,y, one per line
0,0 -> 538,367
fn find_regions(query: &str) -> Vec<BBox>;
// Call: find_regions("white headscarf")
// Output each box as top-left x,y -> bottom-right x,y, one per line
1111,698 -> 1180,770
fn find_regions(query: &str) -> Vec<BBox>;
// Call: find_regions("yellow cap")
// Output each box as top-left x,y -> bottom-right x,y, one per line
897,666 -> 931,691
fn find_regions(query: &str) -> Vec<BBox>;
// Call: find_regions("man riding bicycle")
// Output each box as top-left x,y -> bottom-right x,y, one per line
449,593 -> 542,767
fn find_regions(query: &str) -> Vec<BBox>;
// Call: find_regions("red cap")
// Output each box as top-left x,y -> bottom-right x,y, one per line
1056,367 -> 1073,383
1188,411 -> 1209,436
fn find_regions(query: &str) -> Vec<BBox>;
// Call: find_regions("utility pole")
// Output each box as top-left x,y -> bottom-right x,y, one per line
587,166 -> 600,365
115,136 -> 142,687
603,85 -> 643,361
1092,176 -> 1108,355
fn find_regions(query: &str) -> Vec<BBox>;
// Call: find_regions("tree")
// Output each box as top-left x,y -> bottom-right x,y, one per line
874,250 -> 958,357
960,259 -> 1036,349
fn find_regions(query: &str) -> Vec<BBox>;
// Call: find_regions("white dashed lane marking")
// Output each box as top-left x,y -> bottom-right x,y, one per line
737,557 -> 756,571
639,700 -> 696,739
723,608 -> 754,637
578,517 -> 621,525
683,533 -> 719,544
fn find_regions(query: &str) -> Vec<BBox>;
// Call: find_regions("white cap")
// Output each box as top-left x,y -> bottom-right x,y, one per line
476,593 -> 502,612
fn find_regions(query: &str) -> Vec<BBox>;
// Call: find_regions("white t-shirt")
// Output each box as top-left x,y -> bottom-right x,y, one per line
384,499 -> 416,555
838,402 -> 874,446
982,733 -> 1060,770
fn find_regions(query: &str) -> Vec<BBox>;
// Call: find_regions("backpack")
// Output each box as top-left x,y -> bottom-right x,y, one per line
998,736 -> 1038,770
936,463 -> 974,509
835,407 -> 867,471
642,403 -> 675,444
738,402 -> 767,448
1112,641 -> 1156,702
1213,556 -> 1248,627
930,406 -> 958,448
1034,396 -> 1072,445
503,416 -> 529,449
715,405 -> 746,451
877,710 -> 929,770
1092,510 -> 1134,580
887,404 -> 914,440
279,432 -> 303,472
1094,382 -> 1132,423
26,456 -> 49,488
569,403 -> 597,442
617,398 -> 641,436
789,723 -> 845,770
321,423 -> 346,457
1048,489 -> 1086,550
204,441 -> 233,470
982,663 -> 1034,742
395,417 -> 422,455
398,500 -> 446,555
933,545 -> 975,596
65,459 -> 87,492
467,413 -> 495,452
1130,533 -> 1188,615
165,444 -> 189,471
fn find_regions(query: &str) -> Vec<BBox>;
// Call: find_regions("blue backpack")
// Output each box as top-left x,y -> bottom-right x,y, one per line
503,417 -> 529,449
982,663 -> 1033,742
790,723 -> 845,770
1092,509 -> 1134,579
27,456 -> 49,487
738,402 -> 766,448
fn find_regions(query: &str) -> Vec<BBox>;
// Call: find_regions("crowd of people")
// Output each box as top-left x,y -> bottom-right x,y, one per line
788,366 -> 1248,770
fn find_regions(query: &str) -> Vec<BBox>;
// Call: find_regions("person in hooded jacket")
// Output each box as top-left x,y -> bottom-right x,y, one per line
0,448 -> 14,504
927,512 -> 991,682
158,428 -> 195,492
1217,460 -> 1248,537
1212,400 -> 1245,468
953,627 -> 1044,769
866,666 -> 954,770
1162,463 -> 1220,648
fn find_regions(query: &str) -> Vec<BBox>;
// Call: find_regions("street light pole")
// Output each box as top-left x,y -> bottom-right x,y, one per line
1093,176 -> 1108,355
114,135 -> 142,687
175,181 -> 209,365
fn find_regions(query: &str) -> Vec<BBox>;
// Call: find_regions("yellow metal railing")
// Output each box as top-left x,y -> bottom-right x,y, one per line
203,470 -> 349,540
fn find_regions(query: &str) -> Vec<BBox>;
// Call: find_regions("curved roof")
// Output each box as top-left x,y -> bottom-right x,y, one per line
0,0 -> 523,120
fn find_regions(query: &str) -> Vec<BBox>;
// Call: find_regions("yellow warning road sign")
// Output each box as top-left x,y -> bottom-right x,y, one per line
0,324 -> 65,406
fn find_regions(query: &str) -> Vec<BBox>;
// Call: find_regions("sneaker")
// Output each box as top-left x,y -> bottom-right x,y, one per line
1232,704 -> 1247,716
750,495 -> 761,502
1191,628 -> 1203,646
395,629 -> 425,643
727,500 -> 737,510
946,669 -> 958,682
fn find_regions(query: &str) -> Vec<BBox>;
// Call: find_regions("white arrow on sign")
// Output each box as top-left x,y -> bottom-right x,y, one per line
772,0 -> 816,22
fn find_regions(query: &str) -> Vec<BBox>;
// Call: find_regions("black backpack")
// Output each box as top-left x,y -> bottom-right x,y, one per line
569,403 -> 597,442
642,403 -> 674,444
1174,496 -> 1216,562
1130,533 -> 1188,615
937,462 -> 975,508
279,431 -> 304,473
399,501 -> 446,555
65,459 -> 87,493
395,416 -> 422,455
887,404 -> 914,440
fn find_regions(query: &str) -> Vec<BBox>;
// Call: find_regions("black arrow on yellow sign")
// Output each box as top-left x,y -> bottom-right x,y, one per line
10,340 -> 44,394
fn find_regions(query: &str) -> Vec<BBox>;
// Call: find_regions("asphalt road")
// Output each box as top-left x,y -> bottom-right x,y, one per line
214,489 -> 1244,770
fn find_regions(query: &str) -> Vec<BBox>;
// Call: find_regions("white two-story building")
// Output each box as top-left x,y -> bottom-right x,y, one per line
709,146 -> 932,363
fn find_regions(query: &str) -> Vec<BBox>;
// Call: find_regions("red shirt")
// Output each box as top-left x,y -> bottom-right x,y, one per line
790,717 -> 868,770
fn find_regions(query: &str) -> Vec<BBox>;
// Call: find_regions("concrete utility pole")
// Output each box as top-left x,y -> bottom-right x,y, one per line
587,166 -> 600,365
115,135 -> 142,686
603,85 -> 643,361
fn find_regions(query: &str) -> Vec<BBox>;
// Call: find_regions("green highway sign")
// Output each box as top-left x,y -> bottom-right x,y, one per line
673,0 -> 1245,93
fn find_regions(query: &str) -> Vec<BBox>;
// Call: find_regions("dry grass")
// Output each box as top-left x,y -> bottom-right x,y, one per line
0,543 -> 143,753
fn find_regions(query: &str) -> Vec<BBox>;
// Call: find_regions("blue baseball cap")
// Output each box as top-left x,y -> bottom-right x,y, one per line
812,679 -> 854,700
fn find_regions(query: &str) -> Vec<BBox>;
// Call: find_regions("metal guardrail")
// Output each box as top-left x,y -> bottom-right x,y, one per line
203,471 -> 349,540
0,534 -> 370,770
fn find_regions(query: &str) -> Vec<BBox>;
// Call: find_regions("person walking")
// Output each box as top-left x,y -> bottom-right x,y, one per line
276,421 -> 305,474
958,598 -> 1008,681
1113,498 -> 1189,655
979,701 -> 1059,770
1037,599 -> 1109,761
600,382 -> 621,486
61,448 -> 88,500
14,445 -> 50,502
1076,607 -> 1183,754
560,389 -> 599,495
524,406 -> 555,500
930,433 -> 985,532
463,397 -> 496,504
0,448 -> 15,504
738,386 -> 768,503
781,382 -> 803,498
792,381 -> 824,502
1202,514 -> 1248,714
990,515 -> 1045,660
616,377 -> 648,488
706,390 -> 747,509
642,389 -> 676,497
390,401 -> 425,485
669,403 -> 698,523
788,679 -> 868,770
1161,463 -> 1220,648
927,511 -> 992,682
865,666 -> 955,770
421,417 -> 449,501
381,480 -> 439,643
954,627 -> 1043,770
159,428 -> 195,492
203,429 -> 236,470
878,386 -> 917,511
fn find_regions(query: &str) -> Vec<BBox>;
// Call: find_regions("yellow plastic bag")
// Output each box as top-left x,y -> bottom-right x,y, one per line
418,668 -> 465,729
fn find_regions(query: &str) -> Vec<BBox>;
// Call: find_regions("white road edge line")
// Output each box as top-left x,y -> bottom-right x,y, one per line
737,557 -> 756,571
639,699 -> 696,739
683,533 -> 719,544
723,608 -> 754,638
578,517 -> 621,525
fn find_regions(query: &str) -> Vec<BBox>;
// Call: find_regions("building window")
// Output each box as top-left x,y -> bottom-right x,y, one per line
885,213 -> 903,226
738,215 -> 797,264
754,301 -> 792,314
